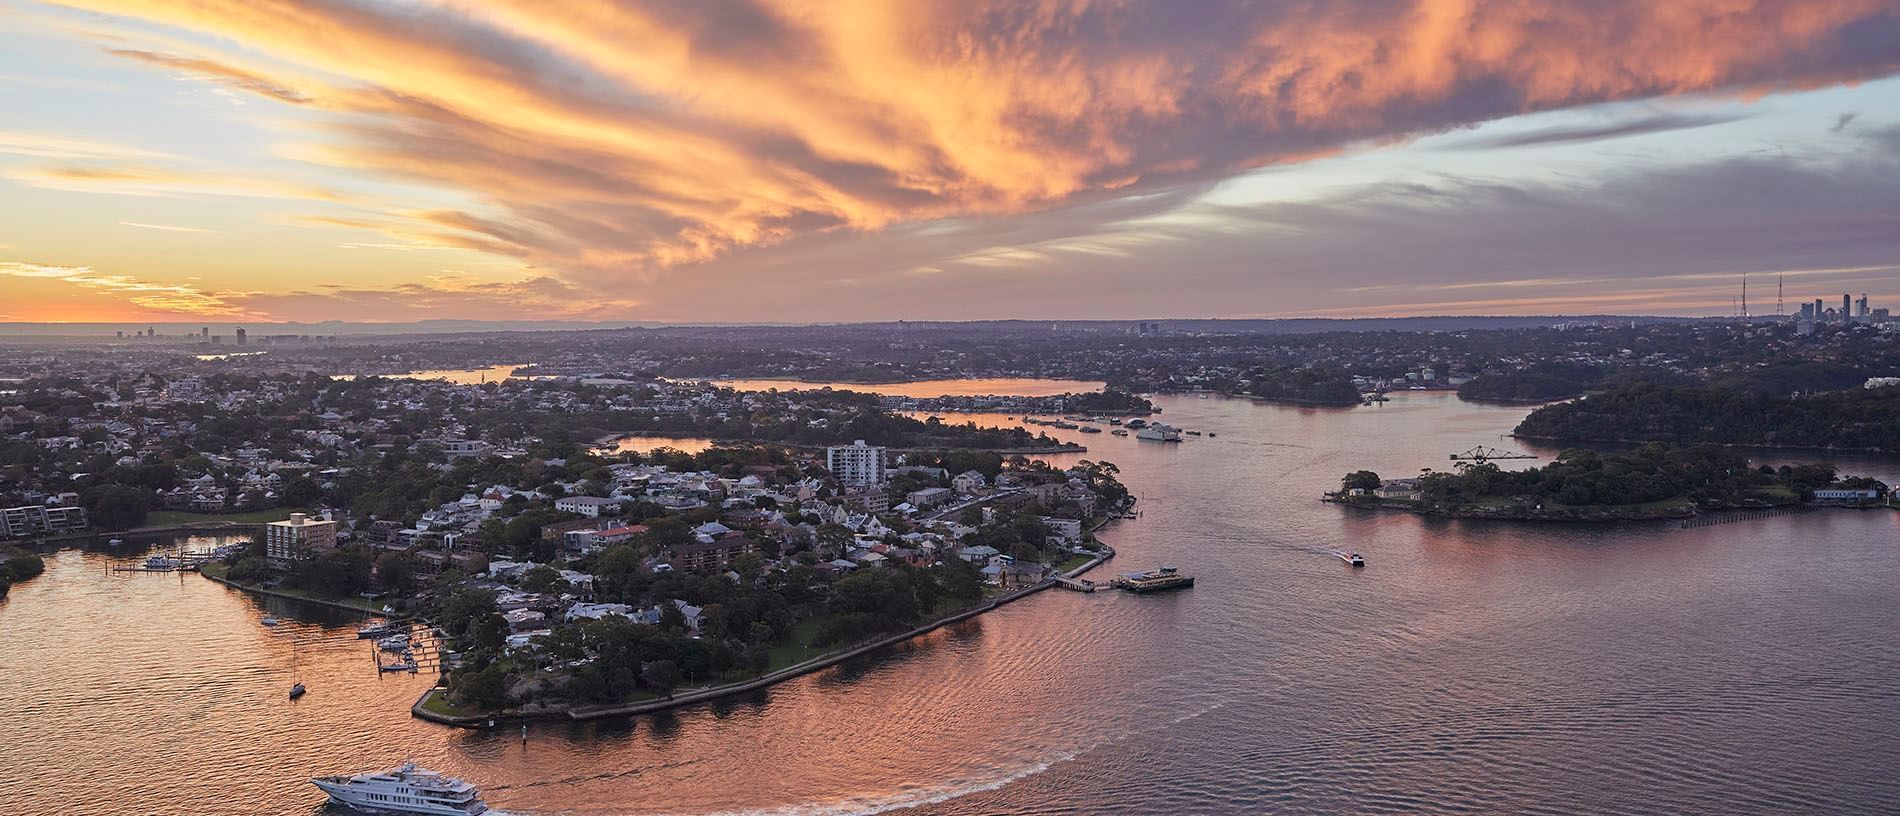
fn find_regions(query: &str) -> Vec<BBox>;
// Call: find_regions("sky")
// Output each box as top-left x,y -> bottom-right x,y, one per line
1,0 -> 1898,325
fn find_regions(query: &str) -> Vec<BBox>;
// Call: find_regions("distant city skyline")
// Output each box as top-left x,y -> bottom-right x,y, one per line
2,2 -> 1899,323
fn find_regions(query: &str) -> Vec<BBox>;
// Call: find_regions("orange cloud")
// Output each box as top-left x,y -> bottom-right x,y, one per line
33,0 -> 1900,299
0,261 -> 258,318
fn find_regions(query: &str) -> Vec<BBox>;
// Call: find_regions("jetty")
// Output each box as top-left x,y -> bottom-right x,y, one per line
1112,567 -> 1195,594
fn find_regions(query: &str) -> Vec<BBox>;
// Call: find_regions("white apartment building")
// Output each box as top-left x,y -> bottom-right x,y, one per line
265,512 -> 337,564
827,439 -> 886,487
554,496 -> 621,518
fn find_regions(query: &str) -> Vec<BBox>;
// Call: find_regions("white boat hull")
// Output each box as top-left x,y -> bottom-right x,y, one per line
313,779 -> 486,815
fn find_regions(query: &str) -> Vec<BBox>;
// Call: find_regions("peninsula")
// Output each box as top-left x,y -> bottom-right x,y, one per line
1327,444 -> 1892,522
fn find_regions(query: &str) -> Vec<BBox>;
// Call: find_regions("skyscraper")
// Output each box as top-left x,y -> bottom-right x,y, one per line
235,327 -> 247,346
1843,294 -> 1852,322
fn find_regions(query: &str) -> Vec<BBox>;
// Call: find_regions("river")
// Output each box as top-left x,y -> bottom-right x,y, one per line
704,377 -> 1105,398
3,393 -> 1897,815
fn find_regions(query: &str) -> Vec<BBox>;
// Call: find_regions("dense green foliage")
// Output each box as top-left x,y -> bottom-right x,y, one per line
0,546 -> 46,595
1067,389 -> 1156,414
813,561 -> 986,647
1458,362 -> 1606,403
1340,471 -> 1382,492
1517,385 -> 1900,451
1242,366 -> 1362,406
1403,445 -> 1875,509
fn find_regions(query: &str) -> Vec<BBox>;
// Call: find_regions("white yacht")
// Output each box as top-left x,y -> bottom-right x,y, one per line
143,555 -> 177,570
377,634 -> 411,651
1135,423 -> 1182,442
311,762 -> 488,814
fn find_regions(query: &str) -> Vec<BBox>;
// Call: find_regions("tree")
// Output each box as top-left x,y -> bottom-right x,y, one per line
2,547 -> 45,583
471,611 -> 509,653
641,659 -> 681,698
282,476 -> 324,508
86,485 -> 149,530
1341,470 -> 1382,492
659,600 -> 688,633
227,555 -> 274,584
295,547 -> 373,597
451,663 -> 510,710
375,552 -> 417,594
520,564 -> 565,594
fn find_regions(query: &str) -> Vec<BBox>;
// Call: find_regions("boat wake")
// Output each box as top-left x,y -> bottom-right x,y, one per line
505,698 -> 1232,816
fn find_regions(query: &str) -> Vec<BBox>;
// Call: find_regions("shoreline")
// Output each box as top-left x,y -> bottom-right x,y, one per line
412,541 -> 1122,728
199,569 -> 390,616
1324,495 -> 1892,522
592,431 -> 1087,456
1510,433 -> 1900,456
1325,496 -> 1698,522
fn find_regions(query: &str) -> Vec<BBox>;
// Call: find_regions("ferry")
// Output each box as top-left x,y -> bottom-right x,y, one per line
1336,551 -> 1365,567
311,762 -> 489,814
1112,566 -> 1195,593
1136,423 -> 1182,442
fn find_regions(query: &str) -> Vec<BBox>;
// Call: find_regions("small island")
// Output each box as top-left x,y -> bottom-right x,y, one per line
1326,444 -> 1892,521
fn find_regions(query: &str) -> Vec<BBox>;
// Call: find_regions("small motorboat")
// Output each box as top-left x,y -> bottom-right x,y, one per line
106,538 -> 124,547
289,682 -> 306,700
355,622 -> 399,639
143,555 -> 176,570
1337,551 -> 1365,567
261,616 -> 281,627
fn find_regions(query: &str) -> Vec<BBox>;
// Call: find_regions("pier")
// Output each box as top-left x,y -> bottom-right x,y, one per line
1052,575 -> 1102,592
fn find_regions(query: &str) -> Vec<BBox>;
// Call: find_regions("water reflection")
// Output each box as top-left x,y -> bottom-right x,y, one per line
710,377 -> 1106,398
2,393 -> 1898,815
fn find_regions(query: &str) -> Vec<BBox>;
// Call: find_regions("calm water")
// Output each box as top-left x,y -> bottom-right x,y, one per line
3,393 -> 1898,816
596,436 -> 720,456
389,364 -> 535,385
709,377 -> 1105,398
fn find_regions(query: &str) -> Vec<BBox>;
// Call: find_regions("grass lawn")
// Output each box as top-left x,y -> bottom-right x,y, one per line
764,616 -> 832,673
199,562 -> 229,579
262,586 -> 383,612
1057,554 -> 1094,573
1746,485 -> 1801,503
145,507 -> 309,527
419,690 -> 470,717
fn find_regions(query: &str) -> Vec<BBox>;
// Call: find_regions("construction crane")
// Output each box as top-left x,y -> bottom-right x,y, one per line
1449,445 -> 1538,464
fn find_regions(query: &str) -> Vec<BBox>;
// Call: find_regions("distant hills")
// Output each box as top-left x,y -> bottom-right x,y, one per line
0,314 -> 1723,339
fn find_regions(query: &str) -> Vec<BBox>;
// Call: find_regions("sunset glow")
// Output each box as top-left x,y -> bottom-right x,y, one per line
3,1 -> 1899,323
